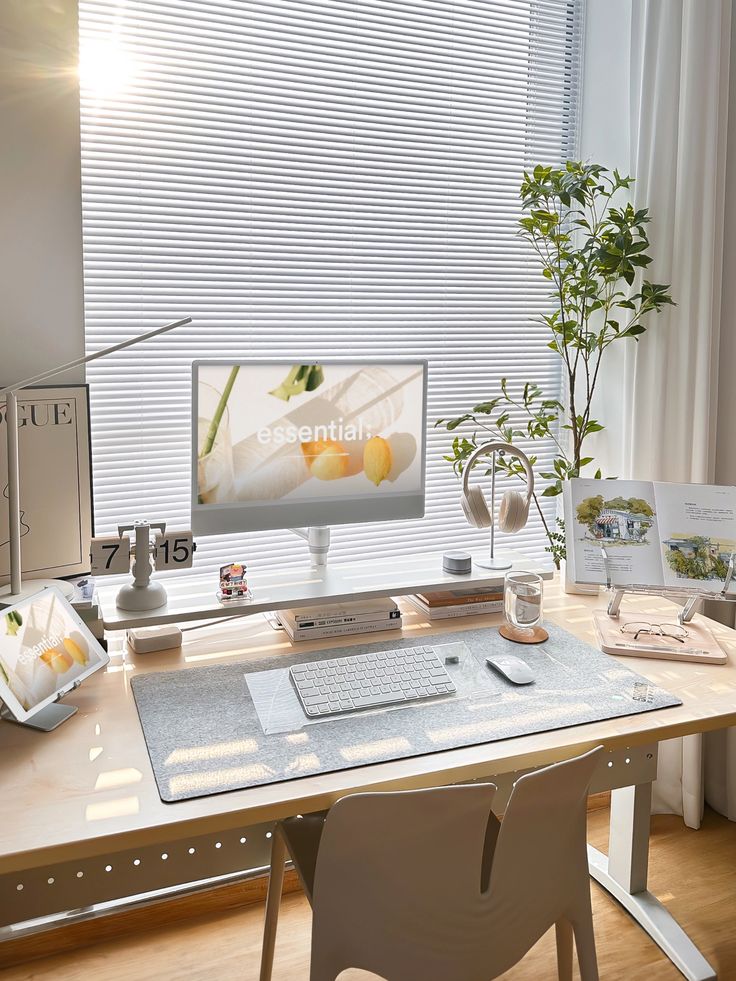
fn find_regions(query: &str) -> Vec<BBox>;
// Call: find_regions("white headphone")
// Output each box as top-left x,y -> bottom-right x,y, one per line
460,441 -> 535,533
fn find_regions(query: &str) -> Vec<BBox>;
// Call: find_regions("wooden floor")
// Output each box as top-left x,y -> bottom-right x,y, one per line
3,806 -> 736,981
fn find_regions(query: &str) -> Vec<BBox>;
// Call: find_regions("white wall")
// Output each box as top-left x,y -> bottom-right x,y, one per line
716,3 -> 736,485
579,0 -> 632,172
0,0 -> 85,385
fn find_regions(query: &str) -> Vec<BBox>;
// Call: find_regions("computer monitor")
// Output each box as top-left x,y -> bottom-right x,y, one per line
192,360 -> 427,537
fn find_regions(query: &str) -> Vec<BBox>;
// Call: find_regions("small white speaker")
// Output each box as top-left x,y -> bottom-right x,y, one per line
443,550 -> 473,575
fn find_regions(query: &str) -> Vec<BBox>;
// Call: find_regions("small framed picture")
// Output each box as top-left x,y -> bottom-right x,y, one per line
0,385 -> 93,584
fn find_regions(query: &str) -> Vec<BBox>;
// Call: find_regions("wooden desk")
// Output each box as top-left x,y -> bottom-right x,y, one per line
1,580 -> 735,980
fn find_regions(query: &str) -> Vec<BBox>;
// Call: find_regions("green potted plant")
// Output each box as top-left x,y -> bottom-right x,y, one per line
437,161 -> 674,570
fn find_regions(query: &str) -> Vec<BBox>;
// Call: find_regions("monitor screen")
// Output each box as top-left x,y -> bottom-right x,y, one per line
192,360 -> 427,535
0,587 -> 109,722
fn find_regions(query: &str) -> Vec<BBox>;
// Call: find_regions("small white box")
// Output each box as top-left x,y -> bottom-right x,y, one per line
127,625 -> 183,654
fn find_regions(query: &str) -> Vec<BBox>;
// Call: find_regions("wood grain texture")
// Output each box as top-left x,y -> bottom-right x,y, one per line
2,806 -> 736,980
1,579 -> 736,875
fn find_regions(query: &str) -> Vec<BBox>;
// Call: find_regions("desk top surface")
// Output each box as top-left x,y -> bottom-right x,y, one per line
2,577 -> 736,874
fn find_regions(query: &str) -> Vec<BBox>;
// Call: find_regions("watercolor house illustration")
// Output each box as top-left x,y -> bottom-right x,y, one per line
594,508 -> 651,542
662,537 -> 733,561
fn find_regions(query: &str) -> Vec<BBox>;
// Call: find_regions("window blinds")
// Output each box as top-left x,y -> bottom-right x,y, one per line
79,0 -> 582,576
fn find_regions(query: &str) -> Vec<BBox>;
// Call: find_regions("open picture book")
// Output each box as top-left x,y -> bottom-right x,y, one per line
563,478 -> 736,592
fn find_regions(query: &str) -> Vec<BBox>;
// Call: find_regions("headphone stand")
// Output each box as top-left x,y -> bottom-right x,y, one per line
475,451 -> 513,571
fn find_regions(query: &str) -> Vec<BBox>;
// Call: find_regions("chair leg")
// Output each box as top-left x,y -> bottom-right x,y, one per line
573,910 -> 599,981
555,918 -> 573,981
259,830 -> 287,981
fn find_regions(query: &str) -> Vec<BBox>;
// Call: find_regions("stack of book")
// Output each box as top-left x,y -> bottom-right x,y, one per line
278,597 -> 402,642
71,580 -> 107,649
405,585 -> 504,620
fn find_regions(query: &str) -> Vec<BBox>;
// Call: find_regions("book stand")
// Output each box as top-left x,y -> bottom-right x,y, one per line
600,544 -> 736,625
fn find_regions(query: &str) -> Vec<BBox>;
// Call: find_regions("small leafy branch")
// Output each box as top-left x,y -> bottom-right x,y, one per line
437,161 -> 674,567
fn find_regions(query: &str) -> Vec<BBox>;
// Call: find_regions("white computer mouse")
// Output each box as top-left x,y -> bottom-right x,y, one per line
486,654 -> 535,685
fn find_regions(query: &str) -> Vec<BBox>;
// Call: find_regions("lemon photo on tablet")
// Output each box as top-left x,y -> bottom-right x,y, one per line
0,586 -> 109,731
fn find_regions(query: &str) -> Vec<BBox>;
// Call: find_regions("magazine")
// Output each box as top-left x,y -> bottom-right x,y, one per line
564,478 -> 736,592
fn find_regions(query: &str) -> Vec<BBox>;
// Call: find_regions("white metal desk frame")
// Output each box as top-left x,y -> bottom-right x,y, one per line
573,544 -> 727,980
588,769 -> 714,980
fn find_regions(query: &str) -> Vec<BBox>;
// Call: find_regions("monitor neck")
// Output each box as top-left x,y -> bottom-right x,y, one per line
289,526 -> 331,567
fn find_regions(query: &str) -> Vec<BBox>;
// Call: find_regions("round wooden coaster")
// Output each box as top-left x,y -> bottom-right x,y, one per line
498,624 -> 549,645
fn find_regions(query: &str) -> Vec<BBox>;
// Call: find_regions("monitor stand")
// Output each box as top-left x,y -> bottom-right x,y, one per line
1,700 -> 78,732
289,526 -> 331,566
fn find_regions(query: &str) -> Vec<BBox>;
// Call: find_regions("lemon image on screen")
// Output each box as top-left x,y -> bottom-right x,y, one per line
301,439 -> 349,480
39,634 -> 89,674
364,435 -> 392,486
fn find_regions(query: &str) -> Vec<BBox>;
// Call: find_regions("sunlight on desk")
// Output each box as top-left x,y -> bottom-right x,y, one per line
94,768 -> 143,791
85,796 -> 140,822
340,737 -> 412,763
169,764 -> 275,797
185,642 -> 292,664
285,754 -> 321,774
428,702 -> 588,744
285,732 -> 309,744
165,740 -> 259,766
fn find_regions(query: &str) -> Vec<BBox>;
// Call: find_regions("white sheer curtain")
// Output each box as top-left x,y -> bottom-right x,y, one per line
618,0 -> 733,828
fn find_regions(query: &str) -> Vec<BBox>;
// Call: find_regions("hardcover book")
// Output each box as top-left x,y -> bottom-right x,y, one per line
280,608 -> 401,629
283,596 -> 399,625
282,615 -> 402,642
405,595 -> 503,620
416,587 -> 503,607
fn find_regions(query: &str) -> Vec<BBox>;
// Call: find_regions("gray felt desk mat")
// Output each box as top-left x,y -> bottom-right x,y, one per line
130,624 -> 681,803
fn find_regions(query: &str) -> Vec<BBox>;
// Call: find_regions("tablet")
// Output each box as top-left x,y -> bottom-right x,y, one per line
0,586 -> 109,723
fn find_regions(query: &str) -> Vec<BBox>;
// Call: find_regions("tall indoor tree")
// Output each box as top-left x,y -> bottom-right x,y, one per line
437,162 -> 674,567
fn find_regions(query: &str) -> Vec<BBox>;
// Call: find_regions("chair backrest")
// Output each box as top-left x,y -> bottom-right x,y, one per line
309,746 -> 601,981
484,746 -> 602,965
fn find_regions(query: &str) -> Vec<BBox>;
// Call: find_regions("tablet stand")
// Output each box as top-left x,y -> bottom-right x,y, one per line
1,701 -> 78,731
600,544 -> 736,625
0,680 -> 81,732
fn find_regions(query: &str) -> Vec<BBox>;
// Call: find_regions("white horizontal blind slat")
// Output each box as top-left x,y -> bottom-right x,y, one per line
79,0 -> 581,578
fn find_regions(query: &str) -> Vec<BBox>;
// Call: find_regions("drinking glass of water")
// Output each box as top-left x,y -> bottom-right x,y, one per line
501,572 -> 548,644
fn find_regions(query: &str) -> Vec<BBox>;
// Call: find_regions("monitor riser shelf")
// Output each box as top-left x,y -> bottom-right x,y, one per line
96,549 -> 552,631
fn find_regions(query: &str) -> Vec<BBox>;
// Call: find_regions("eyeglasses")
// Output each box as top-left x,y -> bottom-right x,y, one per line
619,621 -> 689,644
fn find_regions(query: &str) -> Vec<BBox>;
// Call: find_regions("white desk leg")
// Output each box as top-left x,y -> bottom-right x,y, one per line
608,782 -> 651,893
588,782 -> 716,981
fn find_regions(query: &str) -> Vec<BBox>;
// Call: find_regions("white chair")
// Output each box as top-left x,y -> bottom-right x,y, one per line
259,746 -> 602,981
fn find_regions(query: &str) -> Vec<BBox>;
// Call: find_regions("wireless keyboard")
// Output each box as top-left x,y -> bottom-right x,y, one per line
289,645 -> 457,718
